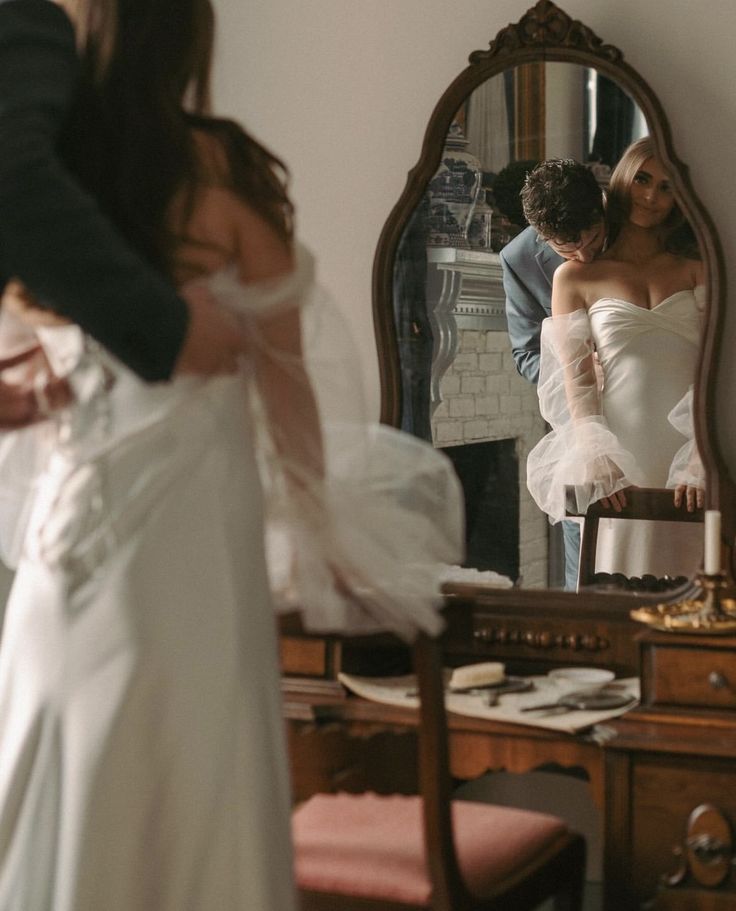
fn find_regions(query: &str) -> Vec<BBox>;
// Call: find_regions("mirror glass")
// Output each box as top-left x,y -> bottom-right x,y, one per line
392,62 -> 705,592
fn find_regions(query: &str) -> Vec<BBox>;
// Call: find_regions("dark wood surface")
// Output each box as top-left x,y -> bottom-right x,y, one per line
639,630 -> 736,712
285,686 -> 606,808
283,615 -> 736,911
280,593 -> 638,813
604,632 -> 736,911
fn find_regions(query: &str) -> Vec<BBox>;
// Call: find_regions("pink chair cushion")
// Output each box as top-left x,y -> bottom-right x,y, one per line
292,792 -> 568,905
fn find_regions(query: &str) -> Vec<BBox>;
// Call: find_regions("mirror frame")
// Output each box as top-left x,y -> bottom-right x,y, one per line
372,0 -> 734,598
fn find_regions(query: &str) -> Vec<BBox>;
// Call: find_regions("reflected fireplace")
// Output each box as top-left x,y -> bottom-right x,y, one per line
440,439 -> 519,579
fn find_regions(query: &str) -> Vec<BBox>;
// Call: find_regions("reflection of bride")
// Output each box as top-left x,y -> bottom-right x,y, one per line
527,137 -> 704,583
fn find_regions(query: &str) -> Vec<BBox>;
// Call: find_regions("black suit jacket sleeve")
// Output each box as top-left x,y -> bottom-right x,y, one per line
500,245 -> 547,385
0,0 -> 189,382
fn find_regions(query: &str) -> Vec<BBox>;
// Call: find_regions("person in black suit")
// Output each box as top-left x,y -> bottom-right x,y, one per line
0,0 -> 246,427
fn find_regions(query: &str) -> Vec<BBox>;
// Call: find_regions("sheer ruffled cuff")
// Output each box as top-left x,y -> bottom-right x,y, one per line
666,386 -> 705,489
266,423 -> 463,640
526,416 -> 643,521
204,248 -> 465,641
527,311 -> 644,522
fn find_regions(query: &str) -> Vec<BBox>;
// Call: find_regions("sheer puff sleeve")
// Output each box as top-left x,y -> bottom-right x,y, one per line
204,246 -> 465,641
666,386 -> 705,490
526,309 -> 644,523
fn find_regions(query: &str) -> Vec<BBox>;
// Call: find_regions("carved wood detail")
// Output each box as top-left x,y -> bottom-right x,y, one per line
469,0 -> 622,65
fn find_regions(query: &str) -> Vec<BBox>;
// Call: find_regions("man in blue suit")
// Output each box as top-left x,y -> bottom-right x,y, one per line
0,0 -> 245,427
500,160 -> 606,589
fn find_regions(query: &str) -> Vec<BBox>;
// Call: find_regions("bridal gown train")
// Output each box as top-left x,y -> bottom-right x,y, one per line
0,249 -> 462,910
589,288 -> 703,578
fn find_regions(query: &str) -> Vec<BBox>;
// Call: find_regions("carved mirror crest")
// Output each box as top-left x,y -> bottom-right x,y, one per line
372,0 -> 731,601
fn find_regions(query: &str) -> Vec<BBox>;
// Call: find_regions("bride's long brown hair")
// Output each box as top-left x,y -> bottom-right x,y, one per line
605,137 -> 698,258
58,0 -> 294,277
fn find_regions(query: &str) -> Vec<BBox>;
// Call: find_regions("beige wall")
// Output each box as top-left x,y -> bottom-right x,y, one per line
212,0 -> 736,475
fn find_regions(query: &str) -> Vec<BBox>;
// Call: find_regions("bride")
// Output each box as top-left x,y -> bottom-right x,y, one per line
0,1 -> 462,909
527,137 -> 705,583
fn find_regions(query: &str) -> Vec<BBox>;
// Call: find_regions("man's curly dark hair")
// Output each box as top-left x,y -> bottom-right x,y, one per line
520,159 -> 604,243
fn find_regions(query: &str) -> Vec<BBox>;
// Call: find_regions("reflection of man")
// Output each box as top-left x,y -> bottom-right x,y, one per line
500,160 -> 606,589
0,0 -> 245,429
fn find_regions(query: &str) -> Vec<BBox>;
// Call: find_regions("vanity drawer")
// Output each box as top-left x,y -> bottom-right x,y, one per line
640,633 -> 736,711
628,756 -> 736,907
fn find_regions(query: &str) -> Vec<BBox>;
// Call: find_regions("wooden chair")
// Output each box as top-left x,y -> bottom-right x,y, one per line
567,486 -> 704,588
291,631 -> 586,910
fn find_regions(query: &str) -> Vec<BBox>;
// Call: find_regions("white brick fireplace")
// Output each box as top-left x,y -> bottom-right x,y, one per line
426,247 -> 550,588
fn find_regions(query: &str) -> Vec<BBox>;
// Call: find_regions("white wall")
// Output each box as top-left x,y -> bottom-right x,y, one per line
211,0 -> 736,476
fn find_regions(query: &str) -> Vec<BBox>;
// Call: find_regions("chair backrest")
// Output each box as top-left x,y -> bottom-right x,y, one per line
288,623 -> 476,910
412,633 -> 476,910
289,619 -> 586,911
567,486 -> 704,587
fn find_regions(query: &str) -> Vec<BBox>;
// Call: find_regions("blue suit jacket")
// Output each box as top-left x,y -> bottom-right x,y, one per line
0,0 -> 188,381
500,226 -> 564,385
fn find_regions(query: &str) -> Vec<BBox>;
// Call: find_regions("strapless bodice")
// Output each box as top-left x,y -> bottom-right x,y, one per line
587,286 -> 703,491
589,287 -> 703,363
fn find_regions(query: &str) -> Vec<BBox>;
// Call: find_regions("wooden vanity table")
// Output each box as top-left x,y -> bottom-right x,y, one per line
281,586 -> 642,808
282,585 -> 638,810
604,630 -> 736,910
282,594 -> 736,911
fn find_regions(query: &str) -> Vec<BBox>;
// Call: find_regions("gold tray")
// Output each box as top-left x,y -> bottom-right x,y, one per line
630,598 -> 736,634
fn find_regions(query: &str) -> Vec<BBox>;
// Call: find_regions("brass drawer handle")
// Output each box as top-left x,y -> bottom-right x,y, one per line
686,833 -> 731,864
708,671 -> 735,694
663,804 -> 734,889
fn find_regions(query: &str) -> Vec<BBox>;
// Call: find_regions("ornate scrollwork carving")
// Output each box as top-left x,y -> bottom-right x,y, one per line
469,0 -> 622,66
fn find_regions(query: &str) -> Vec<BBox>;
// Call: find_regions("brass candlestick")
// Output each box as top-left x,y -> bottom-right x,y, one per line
630,572 -> 736,634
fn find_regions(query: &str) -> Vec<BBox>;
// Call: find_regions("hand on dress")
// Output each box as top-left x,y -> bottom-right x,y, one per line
0,347 -> 71,429
174,284 -> 247,376
673,484 -> 704,513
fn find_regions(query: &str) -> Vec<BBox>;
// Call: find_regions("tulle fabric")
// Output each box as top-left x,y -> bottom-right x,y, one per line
526,308 -> 644,522
666,386 -> 705,489
527,301 -> 704,525
203,246 -> 464,640
0,245 -> 464,641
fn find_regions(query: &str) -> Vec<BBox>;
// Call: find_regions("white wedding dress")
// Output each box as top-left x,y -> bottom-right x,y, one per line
527,286 -> 704,581
0,248 -> 463,911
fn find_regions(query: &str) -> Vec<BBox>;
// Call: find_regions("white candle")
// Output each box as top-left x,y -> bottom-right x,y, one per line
704,510 -> 722,575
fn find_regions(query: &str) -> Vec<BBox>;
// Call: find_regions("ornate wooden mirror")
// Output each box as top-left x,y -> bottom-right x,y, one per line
372,0 -> 732,633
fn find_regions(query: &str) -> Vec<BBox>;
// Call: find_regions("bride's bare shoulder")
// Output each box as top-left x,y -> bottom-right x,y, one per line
173,129 -> 293,284
551,260 -> 590,314
552,259 -> 591,287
